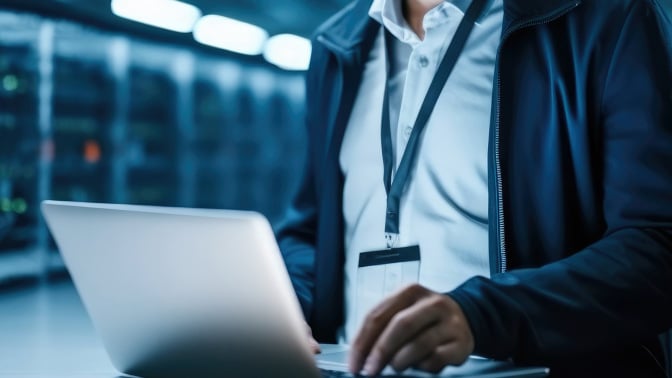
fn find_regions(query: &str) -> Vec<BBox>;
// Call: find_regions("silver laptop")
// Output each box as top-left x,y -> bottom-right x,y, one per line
42,200 -> 548,378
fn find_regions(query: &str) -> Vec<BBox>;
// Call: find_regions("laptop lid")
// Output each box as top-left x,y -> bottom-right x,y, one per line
42,200 -> 320,378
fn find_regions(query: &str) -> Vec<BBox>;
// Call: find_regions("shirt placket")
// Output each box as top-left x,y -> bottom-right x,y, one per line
395,42 -> 438,167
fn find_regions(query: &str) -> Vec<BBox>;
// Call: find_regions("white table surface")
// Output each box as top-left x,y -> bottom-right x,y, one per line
0,280 -> 121,377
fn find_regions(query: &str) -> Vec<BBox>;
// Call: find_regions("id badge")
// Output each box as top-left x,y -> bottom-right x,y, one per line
355,246 -> 420,327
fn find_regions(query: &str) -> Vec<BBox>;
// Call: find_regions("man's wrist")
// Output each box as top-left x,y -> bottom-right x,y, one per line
447,284 -> 486,357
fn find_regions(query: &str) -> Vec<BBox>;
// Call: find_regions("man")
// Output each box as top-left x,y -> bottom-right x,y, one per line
276,0 -> 672,376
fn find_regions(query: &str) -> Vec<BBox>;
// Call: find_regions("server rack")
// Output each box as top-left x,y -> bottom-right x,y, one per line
0,9 -> 308,284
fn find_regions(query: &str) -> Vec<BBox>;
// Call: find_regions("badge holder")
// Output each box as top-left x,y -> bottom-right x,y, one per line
354,244 -> 420,330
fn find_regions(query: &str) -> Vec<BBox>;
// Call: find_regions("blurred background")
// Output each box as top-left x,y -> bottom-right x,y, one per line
0,0 -> 671,287
0,0 -> 349,285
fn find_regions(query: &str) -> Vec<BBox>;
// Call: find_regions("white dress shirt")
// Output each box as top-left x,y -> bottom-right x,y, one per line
338,0 -> 503,342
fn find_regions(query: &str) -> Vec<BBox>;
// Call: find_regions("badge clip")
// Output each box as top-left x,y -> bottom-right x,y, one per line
385,232 -> 399,249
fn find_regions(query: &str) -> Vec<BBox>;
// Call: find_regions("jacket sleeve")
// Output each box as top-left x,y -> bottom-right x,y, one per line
275,156 -> 317,320
449,0 -> 672,363
274,38 -> 326,321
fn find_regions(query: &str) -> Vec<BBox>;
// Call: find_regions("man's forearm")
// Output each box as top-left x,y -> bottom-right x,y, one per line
450,227 -> 672,363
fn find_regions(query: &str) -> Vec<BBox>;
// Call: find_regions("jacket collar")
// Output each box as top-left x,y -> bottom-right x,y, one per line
313,0 -> 380,65
315,0 -> 581,60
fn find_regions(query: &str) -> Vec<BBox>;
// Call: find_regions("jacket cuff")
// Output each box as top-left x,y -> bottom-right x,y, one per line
447,277 -> 508,360
447,287 -> 487,355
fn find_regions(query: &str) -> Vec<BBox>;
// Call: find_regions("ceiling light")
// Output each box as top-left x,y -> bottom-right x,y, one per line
193,15 -> 268,56
263,34 -> 312,71
111,0 -> 201,33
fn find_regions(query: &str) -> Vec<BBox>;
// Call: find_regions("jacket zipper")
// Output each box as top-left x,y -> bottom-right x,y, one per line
494,1 -> 581,273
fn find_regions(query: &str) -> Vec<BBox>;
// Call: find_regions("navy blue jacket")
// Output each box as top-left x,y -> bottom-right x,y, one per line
276,0 -> 672,373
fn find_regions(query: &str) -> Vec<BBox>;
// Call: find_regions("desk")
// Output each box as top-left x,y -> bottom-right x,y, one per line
0,280 -> 120,377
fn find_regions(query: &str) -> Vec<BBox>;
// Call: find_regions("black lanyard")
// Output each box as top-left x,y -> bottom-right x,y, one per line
381,0 -> 489,247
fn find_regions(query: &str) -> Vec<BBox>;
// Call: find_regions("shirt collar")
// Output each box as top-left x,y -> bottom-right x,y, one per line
368,0 -> 479,45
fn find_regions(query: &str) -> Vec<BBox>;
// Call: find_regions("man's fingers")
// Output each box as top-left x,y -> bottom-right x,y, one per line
349,287 -> 475,375
309,336 -> 321,354
305,322 -> 321,354
417,342 -> 471,373
348,284 -> 427,373
389,325 -> 454,372
367,296 -> 444,374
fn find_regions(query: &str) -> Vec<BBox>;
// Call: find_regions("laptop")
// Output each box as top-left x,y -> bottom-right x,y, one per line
42,200 -> 549,378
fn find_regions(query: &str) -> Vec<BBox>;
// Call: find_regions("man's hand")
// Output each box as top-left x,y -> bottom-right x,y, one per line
306,322 -> 321,354
349,284 -> 474,375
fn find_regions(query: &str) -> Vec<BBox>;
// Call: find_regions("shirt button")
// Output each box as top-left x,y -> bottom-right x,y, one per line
404,125 -> 413,138
418,55 -> 430,68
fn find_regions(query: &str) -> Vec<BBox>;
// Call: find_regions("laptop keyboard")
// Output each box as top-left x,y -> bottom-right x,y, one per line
320,369 -> 353,377
319,369 -> 407,377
